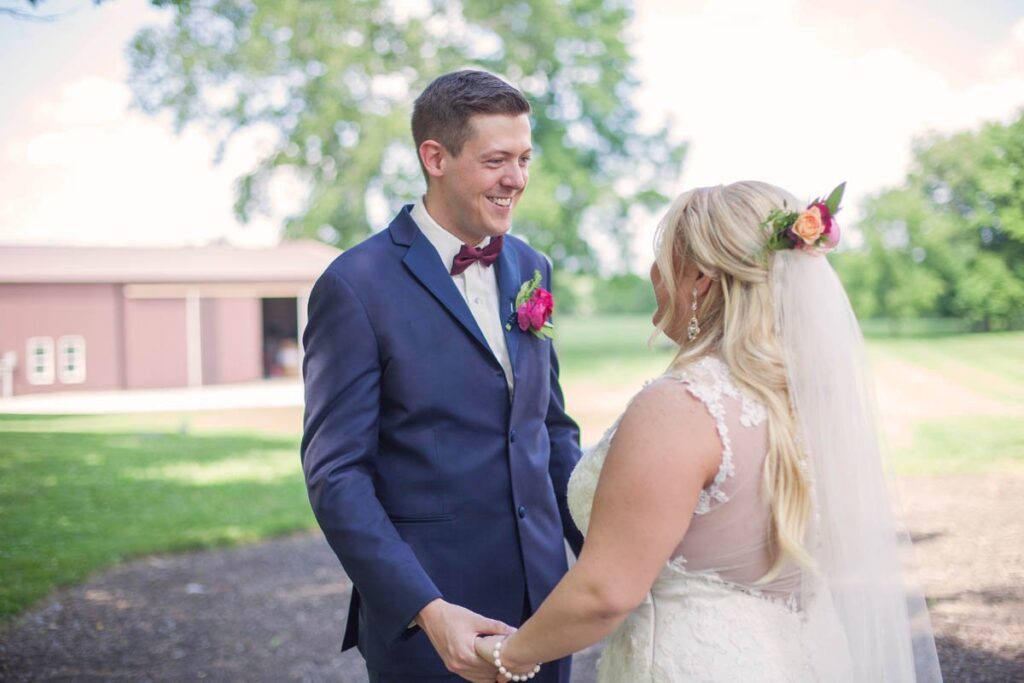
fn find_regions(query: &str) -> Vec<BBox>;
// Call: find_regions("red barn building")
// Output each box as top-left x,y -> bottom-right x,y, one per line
0,241 -> 339,397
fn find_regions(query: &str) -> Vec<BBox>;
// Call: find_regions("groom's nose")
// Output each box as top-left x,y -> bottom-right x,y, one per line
502,163 -> 527,191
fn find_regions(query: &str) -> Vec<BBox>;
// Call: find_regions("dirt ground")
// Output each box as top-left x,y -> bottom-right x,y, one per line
1,473 -> 1021,682
896,473 -> 1024,681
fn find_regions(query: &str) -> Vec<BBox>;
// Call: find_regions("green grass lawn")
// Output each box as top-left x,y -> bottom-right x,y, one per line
888,415 -> 1024,475
0,318 -> 1019,621
0,420 -> 313,620
866,331 -> 1024,475
557,314 -> 675,384
868,331 -> 1024,404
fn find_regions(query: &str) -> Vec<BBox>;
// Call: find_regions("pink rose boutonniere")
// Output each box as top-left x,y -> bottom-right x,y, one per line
764,182 -> 845,256
506,270 -> 555,339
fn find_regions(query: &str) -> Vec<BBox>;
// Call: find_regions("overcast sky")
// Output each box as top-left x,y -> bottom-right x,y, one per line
1,0 -> 1022,268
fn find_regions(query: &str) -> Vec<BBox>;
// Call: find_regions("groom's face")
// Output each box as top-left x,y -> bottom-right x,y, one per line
435,113 -> 532,244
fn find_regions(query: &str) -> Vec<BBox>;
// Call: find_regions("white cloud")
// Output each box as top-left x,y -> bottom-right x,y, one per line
0,77 -> 285,247
985,16 -> 1024,79
49,77 -> 132,127
623,0 -> 1024,270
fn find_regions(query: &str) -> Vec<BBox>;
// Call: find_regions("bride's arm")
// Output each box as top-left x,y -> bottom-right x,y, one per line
479,378 -> 721,675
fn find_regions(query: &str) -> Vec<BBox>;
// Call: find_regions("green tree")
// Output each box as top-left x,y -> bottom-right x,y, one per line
837,110 -> 1024,330
913,113 -> 1024,328
591,273 -> 655,314
956,253 -> 1024,329
836,188 -> 956,326
2,0 -> 189,19
127,0 -> 685,271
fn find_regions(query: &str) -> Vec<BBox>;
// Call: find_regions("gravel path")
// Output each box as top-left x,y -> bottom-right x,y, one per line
0,535 -> 599,683
2,474 -> 1021,682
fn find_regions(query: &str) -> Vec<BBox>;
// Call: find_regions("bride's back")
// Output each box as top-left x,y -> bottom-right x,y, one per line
663,356 -> 801,599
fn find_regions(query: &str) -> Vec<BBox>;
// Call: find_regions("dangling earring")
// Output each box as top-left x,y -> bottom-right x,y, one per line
687,286 -> 701,341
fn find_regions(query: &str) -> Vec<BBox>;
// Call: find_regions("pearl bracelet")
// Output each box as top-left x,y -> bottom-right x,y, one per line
491,636 -> 541,681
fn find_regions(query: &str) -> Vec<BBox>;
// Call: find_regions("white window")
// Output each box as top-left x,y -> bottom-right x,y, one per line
26,337 -> 54,385
58,335 -> 87,384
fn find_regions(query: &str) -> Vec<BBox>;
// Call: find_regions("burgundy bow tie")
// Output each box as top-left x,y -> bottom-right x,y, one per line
450,235 -> 504,276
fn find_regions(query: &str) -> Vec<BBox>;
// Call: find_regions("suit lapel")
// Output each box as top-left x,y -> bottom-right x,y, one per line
495,242 -> 521,380
397,213 -> 493,357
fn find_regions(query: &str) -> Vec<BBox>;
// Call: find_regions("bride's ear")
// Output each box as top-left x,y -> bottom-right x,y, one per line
694,271 -> 714,297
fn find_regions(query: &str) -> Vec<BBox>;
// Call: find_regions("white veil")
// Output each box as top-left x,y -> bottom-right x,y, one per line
772,249 -> 943,682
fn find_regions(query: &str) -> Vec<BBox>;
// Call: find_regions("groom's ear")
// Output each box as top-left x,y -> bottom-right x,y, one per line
419,140 -> 446,180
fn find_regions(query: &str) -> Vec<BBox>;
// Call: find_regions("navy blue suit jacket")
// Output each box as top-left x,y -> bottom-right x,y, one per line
300,206 -> 584,677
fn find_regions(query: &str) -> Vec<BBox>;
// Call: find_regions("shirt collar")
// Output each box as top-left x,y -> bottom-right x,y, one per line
411,197 -> 491,272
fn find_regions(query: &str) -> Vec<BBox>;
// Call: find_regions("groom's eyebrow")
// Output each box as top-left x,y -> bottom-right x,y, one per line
478,146 -> 534,157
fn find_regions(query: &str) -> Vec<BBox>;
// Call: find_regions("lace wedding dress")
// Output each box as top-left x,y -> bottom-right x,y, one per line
567,356 -> 854,682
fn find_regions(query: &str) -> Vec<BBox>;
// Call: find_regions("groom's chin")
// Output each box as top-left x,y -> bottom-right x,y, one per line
485,222 -> 513,238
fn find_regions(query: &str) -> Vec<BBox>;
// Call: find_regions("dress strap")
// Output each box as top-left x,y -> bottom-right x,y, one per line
664,356 -> 765,515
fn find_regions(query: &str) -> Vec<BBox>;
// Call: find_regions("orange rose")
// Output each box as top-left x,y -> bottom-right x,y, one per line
792,206 -> 825,245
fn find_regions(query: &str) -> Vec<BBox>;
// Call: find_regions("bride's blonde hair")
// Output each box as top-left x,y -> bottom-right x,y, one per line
653,181 -> 812,578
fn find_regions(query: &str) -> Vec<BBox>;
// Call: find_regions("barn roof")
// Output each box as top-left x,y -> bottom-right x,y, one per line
0,240 -> 341,284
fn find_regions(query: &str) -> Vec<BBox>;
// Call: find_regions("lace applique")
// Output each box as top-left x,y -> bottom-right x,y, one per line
567,416 -> 622,535
665,356 -> 767,515
665,556 -> 801,613
740,393 -> 767,427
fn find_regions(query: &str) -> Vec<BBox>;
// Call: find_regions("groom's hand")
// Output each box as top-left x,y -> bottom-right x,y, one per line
415,598 -> 511,682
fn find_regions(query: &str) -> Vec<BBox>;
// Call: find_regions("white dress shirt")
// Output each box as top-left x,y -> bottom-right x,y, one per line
411,198 -> 515,392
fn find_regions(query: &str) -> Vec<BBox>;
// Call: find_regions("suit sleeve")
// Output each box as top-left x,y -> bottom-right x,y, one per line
300,269 -> 441,645
541,260 -> 585,557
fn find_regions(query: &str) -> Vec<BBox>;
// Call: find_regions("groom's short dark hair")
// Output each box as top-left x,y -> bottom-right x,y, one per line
412,70 -> 531,162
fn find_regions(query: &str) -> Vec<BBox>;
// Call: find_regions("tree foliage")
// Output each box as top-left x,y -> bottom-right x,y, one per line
836,111 -> 1024,330
127,0 -> 685,271
5,0 -> 189,16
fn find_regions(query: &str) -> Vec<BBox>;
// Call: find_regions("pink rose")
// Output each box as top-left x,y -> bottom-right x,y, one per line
516,300 -> 540,331
517,288 -> 554,332
821,216 -> 841,249
815,202 -> 832,223
534,288 -> 554,317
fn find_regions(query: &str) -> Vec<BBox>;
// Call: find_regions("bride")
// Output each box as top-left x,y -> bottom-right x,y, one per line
475,181 -> 943,682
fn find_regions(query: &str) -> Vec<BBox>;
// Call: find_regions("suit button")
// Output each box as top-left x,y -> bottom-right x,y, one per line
496,370 -> 504,378
518,505 -> 527,519
509,429 -> 517,443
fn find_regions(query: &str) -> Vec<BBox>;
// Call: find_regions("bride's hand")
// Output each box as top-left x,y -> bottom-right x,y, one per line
474,634 -> 503,682
474,633 -> 505,665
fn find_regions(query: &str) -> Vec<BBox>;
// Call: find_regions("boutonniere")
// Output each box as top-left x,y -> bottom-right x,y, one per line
505,270 -> 555,339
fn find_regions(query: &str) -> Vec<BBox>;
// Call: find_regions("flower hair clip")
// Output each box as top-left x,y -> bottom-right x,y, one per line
763,182 -> 846,255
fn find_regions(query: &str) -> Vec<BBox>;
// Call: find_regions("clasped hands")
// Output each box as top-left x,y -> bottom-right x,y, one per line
416,599 -> 537,682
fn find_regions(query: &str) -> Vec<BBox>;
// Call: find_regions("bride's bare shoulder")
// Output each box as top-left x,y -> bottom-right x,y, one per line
626,374 -> 713,424
608,374 -> 721,475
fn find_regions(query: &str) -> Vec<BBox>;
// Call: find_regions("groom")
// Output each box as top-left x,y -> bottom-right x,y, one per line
300,70 -> 584,682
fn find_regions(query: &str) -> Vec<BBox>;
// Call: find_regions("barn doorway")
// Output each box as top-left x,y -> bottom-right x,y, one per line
261,297 -> 299,378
